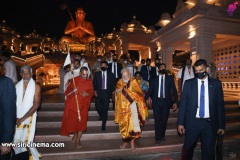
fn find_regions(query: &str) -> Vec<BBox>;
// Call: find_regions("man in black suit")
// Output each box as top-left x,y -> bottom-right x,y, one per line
177,59 -> 225,160
152,58 -> 161,78
145,63 -> 178,145
140,58 -> 155,82
0,73 -> 16,159
108,54 -> 123,110
93,61 -> 115,130
108,54 -> 123,86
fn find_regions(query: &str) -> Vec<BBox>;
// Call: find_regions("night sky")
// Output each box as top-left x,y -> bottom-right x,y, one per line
0,0 -> 178,39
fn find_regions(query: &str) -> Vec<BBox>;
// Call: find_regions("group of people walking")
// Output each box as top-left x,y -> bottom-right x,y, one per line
0,49 -> 225,160
60,52 -> 225,160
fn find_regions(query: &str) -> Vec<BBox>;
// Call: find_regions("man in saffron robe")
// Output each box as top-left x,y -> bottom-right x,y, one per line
61,67 -> 94,148
114,68 -> 146,150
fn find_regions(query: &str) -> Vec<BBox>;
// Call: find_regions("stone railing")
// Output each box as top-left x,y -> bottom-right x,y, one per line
11,54 -> 44,66
221,80 -> 240,90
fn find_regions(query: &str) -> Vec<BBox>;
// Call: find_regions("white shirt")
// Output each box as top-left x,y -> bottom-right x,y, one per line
101,71 -> 107,89
4,60 -> 17,83
196,77 -> 210,118
147,66 -> 151,81
156,67 -> 159,76
177,66 -> 195,89
158,75 -> 165,98
111,62 -> 118,78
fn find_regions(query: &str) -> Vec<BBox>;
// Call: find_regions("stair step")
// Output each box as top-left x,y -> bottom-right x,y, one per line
37,132 -> 240,160
34,121 -> 240,142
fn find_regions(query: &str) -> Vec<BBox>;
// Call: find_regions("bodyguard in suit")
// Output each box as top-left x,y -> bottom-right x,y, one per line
93,61 -> 115,130
0,74 -> 16,160
140,58 -> 155,82
145,63 -> 178,145
108,54 -> 123,86
177,59 -> 225,160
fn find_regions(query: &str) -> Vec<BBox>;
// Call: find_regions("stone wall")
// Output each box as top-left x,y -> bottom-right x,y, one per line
213,43 -> 240,81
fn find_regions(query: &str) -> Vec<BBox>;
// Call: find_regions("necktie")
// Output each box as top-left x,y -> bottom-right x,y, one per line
102,72 -> 105,89
113,63 -> 117,78
147,66 -> 150,80
160,76 -> 163,98
199,81 -> 205,118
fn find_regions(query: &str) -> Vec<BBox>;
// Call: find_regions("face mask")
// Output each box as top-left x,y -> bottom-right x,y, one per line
113,59 -> 117,62
81,58 -> 85,62
101,67 -> 107,71
196,71 -> 207,79
159,69 -> 166,74
124,61 -> 127,64
97,59 -> 101,62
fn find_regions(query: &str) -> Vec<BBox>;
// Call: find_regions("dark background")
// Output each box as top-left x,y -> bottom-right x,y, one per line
0,0 -> 179,39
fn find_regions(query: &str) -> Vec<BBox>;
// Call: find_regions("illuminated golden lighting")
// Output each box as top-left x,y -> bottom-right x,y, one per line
161,20 -> 171,27
188,25 -> 196,39
127,28 -> 134,32
185,0 -> 195,5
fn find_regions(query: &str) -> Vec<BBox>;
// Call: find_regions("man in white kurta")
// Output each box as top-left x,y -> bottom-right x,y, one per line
14,65 -> 42,160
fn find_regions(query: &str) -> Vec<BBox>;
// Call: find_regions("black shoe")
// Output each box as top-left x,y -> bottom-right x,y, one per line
161,137 -> 166,141
155,140 -> 161,145
101,124 -> 106,131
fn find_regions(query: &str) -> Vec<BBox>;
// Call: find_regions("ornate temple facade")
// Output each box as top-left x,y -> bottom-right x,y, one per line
95,16 -> 157,61
0,20 -> 60,55
152,0 -> 240,82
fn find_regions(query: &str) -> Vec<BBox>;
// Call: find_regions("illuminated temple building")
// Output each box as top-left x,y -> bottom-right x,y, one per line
0,0 -> 240,88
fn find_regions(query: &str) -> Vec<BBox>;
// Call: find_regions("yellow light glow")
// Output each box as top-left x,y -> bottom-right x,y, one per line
188,25 -> 196,39
185,0 -> 195,5
162,20 -> 170,26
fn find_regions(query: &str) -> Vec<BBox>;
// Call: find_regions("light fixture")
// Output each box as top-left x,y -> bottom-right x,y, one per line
188,25 -> 196,39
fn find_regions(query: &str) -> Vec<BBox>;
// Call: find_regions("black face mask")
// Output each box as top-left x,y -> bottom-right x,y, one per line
195,71 -> 207,79
159,69 -> 166,74
155,63 -> 160,68
113,59 -> 117,62
101,67 -> 107,71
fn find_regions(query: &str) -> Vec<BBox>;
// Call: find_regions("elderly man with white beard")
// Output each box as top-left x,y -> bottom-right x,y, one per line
114,68 -> 146,150
14,65 -> 42,160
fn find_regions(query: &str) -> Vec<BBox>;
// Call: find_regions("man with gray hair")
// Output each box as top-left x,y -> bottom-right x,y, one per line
114,68 -> 146,150
13,65 -> 42,159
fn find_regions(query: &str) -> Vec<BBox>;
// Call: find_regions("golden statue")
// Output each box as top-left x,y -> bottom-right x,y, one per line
62,7 -> 96,44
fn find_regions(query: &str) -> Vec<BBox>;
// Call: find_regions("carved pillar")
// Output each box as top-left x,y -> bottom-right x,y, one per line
121,34 -> 129,54
161,46 -> 174,70
150,47 -> 156,60
115,39 -> 122,57
57,67 -> 66,94
190,32 -> 215,64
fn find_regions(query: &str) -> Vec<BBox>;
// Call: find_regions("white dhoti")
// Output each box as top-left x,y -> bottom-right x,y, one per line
130,101 -> 141,132
14,78 -> 42,160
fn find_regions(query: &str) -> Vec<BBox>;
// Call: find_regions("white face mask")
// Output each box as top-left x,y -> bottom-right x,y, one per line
124,61 -> 127,64
82,58 -> 85,62
97,59 -> 101,62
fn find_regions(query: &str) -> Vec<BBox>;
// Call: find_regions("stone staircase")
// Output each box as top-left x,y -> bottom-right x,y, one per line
35,99 -> 240,160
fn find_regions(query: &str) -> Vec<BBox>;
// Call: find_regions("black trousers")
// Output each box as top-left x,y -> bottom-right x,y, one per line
0,152 -> 11,160
95,90 -> 110,127
153,99 -> 170,141
181,119 -> 217,160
